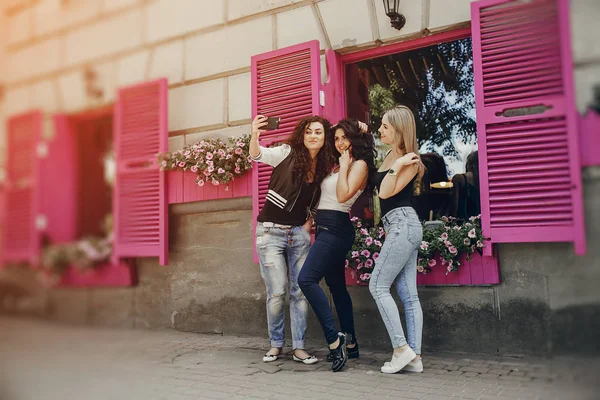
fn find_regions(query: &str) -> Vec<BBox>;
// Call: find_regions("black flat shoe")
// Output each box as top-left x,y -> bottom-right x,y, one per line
329,332 -> 348,372
327,334 -> 358,361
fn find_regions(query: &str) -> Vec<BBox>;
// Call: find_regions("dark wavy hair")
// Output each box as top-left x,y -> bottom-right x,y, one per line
330,119 -> 377,191
285,116 -> 336,184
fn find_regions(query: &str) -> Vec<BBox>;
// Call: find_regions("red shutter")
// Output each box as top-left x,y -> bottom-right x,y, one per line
251,40 -> 323,262
42,115 -> 78,244
113,79 -> 169,266
2,110 -> 42,264
471,0 -> 586,255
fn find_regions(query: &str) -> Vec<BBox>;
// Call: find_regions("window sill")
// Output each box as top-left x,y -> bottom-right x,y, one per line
345,251 -> 499,287
167,171 -> 252,204
58,261 -> 136,288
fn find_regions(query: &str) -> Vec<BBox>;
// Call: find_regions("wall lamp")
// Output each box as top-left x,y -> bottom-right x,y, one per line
383,0 -> 406,30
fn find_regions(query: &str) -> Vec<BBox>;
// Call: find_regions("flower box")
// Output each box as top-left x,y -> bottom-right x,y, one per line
167,170 -> 252,204
56,261 -> 136,288
345,251 -> 498,287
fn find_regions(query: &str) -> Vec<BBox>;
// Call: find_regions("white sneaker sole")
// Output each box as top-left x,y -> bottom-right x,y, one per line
381,348 -> 417,374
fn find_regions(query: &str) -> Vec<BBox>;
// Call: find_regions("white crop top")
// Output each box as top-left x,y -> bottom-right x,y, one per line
317,171 -> 363,213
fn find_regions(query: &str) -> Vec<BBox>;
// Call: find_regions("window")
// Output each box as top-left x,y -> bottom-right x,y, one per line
345,37 -> 479,224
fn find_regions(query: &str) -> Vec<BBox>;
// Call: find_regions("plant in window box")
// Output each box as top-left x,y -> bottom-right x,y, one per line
345,216 -> 384,284
346,215 -> 488,284
38,214 -> 113,287
157,135 -> 253,188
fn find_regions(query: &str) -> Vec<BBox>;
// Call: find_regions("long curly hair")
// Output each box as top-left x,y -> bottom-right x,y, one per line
285,116 -> 335,184
330,119 -> 377,192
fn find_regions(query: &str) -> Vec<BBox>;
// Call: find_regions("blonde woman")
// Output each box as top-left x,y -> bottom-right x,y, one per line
369,105 -> 425,374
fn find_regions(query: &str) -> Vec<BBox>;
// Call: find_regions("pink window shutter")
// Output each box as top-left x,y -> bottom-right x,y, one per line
2,110 -> 43,264
471,0 -> 586,255
113,78 -> 169,266
251,40 -> 323,262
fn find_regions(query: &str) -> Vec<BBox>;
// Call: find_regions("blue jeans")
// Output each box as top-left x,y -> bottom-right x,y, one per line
369,207 -> 423,353
256,222 -> 311,349
298,210 -> 356,345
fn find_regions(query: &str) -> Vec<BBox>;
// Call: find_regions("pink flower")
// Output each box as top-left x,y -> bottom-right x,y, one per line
203,170 -> 211,176
356,221 -> 362,228
365,259 -> 373,267
178,162 -> 185,168
360,273 -> 371,281
449,246 -> 458,255
441,232 -> 448,240
208,165 -> 214,173
372,252 -> 379,261
471,245 -> 476,252
350,217 -> 359,222
447,265 -> 453,273
197,179 -> 205,186
365,237 -> 373,246
361,250 -> 370,258
226,155 -> 232,160
417,266 -> 425,273
428,259 -> 437,267
420,241 -> 429,250
235,148 -> 243,155
184,150 -> 191,157
235,167 -> 241,174
464,238 -> 470,245
360,228 -> 369,235
468,228 -> 476,239
351,251 -> 359,258
441,216 -> 449,222
374,240 -> 382,247
441,259 -> 446,265
211,179 -> 219,186
378,228 -> 385,238
357,262 -> 364,270
190,165 -> 198,173
247,156 -> 253,162
161,160 -> 167,168
477,240 -> 484,248
206,152 -> 213,160
218,168 -> 225,174
344,259 -> 349,268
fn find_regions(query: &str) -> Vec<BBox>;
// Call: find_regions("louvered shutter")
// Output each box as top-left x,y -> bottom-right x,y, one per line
471,0 -> 585,255
113,79 -> 169,266
2,111 -> 42,264
251,41 -> 323,262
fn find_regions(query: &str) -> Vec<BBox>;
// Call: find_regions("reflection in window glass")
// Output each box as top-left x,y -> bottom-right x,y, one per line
346,38 -> 480,222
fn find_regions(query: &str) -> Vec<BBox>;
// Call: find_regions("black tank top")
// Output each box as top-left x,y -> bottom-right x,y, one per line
372,170 -> 416,218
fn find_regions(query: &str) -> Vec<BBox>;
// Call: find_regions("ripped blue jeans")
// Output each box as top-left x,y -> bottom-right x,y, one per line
256,222 -> 311,350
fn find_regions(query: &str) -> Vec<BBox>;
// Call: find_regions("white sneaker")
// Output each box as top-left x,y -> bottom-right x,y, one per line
384,357 -> 423,373
380,347 -> 417,374
403,358 -> 423,373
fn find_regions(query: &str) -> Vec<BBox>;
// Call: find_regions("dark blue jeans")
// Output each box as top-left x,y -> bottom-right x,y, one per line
298,210 -> 356,345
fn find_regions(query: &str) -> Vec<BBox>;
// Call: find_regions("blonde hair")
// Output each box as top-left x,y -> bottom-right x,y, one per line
383,105 -> 425,194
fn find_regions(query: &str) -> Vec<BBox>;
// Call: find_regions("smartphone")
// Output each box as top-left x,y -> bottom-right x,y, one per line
264,117 -> 280,130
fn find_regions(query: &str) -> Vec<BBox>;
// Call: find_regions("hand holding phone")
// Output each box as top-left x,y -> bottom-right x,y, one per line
264,117 -> 280,131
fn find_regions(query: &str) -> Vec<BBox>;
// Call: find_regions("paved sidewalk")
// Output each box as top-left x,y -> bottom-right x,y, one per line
0,317 -> 597,400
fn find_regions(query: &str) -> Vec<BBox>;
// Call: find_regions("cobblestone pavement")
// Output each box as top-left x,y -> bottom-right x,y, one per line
0,317 -> 598,400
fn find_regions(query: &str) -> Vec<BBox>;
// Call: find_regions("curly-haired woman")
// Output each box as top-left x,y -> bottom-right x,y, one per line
250,114 -> 335,365
298,119 -> 376,372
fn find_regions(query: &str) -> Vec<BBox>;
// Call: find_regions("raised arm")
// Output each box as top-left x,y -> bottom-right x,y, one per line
250,115 -> 267,159
336,151 -> 368,203
378,153 -> 420,199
